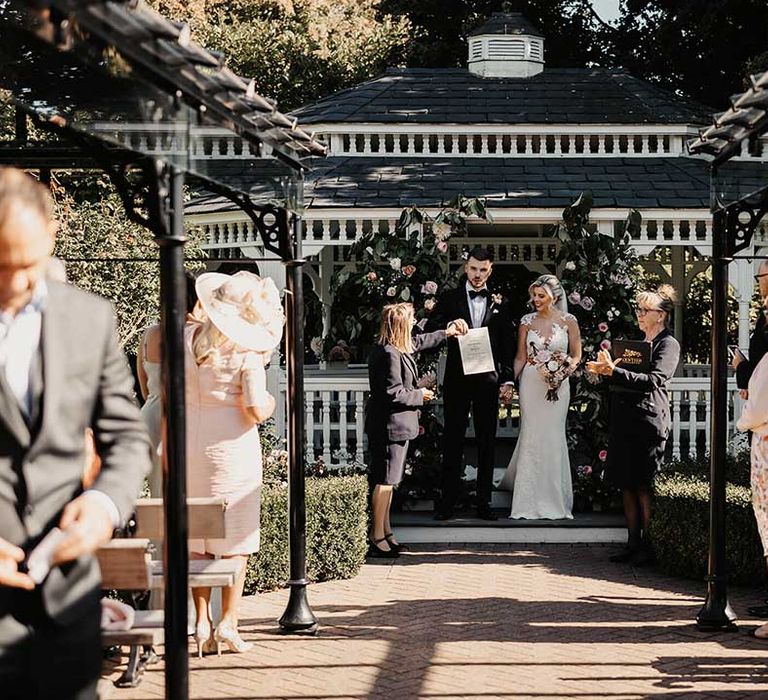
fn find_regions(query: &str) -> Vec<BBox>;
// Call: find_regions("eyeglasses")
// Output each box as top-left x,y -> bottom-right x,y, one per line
755,273 -> 768,282
634,307 -> 661,316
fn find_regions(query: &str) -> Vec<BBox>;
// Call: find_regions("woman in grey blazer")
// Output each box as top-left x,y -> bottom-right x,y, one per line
365,303 -> 466,557
588,284 -> 680,566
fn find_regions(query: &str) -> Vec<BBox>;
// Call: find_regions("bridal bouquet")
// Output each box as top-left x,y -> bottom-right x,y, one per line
529,344 -> 572,402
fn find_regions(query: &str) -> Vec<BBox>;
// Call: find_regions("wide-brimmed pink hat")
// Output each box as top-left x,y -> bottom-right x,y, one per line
195,271 -> 284,352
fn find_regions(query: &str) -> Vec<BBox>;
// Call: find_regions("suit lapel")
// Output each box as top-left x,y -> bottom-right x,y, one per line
33,287 -> 67,451
0,370 -> 30,447
458,287 -> 472,327
402,353 -> 418,385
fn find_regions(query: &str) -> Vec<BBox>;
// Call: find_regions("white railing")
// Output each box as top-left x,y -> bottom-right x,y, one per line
275,367 -> 742,467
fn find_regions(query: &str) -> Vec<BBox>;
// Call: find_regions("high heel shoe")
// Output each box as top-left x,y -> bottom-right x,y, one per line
367,536 -> 399,559
384,532 -> 409,553
193,620 -> 214,658
213,621 -> 253,655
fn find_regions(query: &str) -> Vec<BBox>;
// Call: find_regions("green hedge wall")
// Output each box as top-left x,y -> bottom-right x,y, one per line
651,472 -> 764,585
244,474 -> 368,594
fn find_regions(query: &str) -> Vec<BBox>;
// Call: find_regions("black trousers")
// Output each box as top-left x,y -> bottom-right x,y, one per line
0,588 -> 101,700
440,378 -> 498,511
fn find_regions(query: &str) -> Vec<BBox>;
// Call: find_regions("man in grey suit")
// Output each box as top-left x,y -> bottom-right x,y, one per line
0,167 -> 151,699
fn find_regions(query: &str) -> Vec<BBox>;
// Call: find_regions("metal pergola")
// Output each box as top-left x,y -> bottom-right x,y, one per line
689,70 -> 768,631
0,2 -> 326,697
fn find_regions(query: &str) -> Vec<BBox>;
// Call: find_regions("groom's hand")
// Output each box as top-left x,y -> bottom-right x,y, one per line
447,319 -> 468,337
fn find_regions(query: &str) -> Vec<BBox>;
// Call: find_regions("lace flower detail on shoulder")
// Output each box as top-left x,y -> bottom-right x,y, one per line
563,312 -> 577,323
521,312 -> 537,326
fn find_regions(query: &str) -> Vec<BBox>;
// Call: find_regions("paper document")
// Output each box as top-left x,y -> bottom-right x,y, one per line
458,327 -> 495,375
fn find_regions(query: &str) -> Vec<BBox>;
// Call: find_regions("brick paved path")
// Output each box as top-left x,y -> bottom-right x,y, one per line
102,544 -> 768,700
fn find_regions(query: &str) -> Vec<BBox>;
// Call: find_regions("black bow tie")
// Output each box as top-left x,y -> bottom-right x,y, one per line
469,289 -> 489,300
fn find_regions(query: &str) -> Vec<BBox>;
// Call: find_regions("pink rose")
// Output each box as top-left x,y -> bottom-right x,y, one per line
580,297 -> 595,311
568,291 -> 581,304
535,349 -> 552,364
418,425 -> 426,436
402,264 -> 416,278
437,241 -> 448,253
599,450 -> 608,462
421,280 -> 438,295
386,286 -> 397,297
598,322 -> 608,332
600,339 -> 611,351
366,271 -> 377,281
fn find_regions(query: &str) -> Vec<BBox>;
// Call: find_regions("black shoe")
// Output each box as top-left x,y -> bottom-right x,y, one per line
609,547 -> 635,563
476,507 -> 498,521
631,546 -> 654,567
433,510 -> 455,521
747,605 -> 768,618
385,533 -> 409,553
367,536 -> 399,558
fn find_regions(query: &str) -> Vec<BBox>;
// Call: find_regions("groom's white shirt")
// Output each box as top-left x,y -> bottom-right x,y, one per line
465,281 -> 488,329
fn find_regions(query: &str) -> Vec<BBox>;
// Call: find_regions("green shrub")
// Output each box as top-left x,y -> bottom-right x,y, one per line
651,471 -> 764,585
244,474 -> 368,594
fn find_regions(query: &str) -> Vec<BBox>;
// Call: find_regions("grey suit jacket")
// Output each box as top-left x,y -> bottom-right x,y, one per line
0,281 -> 151,624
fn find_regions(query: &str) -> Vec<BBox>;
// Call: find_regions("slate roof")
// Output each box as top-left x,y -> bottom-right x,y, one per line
468,12 -> 543,37
291,68 -> 712,126
187,156 -> 766,215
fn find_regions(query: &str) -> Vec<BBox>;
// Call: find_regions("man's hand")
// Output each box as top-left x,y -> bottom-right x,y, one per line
447,319 -> 469,337
731,353 -> 745,370
53,495 -> 114,565
499,384 -> 515,405
0,538 -> 34,590
420,388 -> 435,402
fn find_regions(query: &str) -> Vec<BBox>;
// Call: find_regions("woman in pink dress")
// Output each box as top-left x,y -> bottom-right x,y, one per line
186,271 -> 284,656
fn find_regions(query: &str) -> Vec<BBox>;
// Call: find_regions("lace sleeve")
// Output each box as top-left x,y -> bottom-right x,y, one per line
520,312 -> 536,326
563,312 -> 578,323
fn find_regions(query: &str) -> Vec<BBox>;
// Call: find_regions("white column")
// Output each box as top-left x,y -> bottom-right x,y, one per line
735,257 -> 755,349
320,246 -> 334,337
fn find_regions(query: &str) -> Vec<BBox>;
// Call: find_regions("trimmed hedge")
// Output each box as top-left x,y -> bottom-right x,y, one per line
244,474 -> 368,594
651,471 -> 764,585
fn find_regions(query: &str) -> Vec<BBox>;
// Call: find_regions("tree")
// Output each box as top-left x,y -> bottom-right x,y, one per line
379,0 -> 610,70
612,0 -> 768,108
149,0 -> 412,110
51,175 -> 204,352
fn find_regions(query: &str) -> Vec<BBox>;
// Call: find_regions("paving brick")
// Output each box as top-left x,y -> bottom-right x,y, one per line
102,544 -> 768,700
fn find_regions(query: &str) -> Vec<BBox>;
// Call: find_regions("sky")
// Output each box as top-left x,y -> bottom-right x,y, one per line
591,0 -> 621,24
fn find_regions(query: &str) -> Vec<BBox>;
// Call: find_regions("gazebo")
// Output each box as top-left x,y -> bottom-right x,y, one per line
0,1 -> 325,696
185,12 -> 767,481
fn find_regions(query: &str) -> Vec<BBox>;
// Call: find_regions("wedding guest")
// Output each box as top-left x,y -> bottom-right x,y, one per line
366,303 -> 467,556
737,351 -> 768,638
587,284 -> 680,565
425,246 -> 516,521
186,271 -> 283,655
734,260 -> 768,400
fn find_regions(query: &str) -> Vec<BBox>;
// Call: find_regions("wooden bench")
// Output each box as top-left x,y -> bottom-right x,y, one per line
98,497 -> 242,687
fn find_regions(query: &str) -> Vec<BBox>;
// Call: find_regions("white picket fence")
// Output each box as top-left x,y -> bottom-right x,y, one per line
274,366 -> 742,466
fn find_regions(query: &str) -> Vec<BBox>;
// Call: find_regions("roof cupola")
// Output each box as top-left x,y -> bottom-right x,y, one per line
467,13 -> 544,78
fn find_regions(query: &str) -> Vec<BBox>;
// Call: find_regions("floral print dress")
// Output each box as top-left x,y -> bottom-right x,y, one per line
737,353 -> 768,556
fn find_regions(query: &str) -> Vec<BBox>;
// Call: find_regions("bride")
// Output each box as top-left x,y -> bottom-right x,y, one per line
499,274 -> 581,519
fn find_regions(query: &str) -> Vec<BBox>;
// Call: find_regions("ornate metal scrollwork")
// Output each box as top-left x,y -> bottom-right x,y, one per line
722,184 -> 768,258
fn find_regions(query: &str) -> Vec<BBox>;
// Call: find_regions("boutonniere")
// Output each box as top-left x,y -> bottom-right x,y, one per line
491,293 -> 503,306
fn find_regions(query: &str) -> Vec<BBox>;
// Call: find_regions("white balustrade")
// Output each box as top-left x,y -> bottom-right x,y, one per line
276,368 -> 740,468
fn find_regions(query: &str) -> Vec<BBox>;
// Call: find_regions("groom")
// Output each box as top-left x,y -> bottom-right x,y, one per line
426,246 -> 516,520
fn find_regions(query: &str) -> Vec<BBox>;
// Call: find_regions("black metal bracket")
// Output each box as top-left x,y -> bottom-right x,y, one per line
719,182 -> 768,258
193,177 -> 293,261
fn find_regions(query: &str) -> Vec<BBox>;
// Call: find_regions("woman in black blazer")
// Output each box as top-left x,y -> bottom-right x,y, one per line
366,303 -> 467,557
587,284 -> 680,565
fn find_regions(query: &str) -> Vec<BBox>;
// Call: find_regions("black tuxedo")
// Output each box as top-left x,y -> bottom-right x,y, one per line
425,282 -> 516,512
736,311 -> 768,390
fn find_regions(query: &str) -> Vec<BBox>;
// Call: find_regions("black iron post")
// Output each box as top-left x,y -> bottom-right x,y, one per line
696,202 -> 737,631
279,213 -> 318,634
157,164 -> 191,694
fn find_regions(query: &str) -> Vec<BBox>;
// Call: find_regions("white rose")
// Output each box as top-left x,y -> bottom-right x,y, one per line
389,257 -> 402,270
565,261 -> 576,271
546,360 -> 560,372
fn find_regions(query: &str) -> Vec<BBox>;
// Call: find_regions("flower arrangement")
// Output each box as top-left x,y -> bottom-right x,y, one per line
553,191 -> 640,479
327,339 -> 352,364
529,345 -> 572,402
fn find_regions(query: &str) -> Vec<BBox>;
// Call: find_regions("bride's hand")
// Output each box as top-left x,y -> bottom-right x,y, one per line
447,319 -> 468,337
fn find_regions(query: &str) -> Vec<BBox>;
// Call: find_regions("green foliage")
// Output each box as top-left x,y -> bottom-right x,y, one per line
554,192 -> 641,469
651,466 -> 763,585
51,175 -> 204,352
244,475 -> 368,594
325,195 -> 491,363
150,0 -> 411,111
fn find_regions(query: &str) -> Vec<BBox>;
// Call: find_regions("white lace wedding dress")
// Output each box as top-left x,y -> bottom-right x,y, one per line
498,312 -> 574,519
